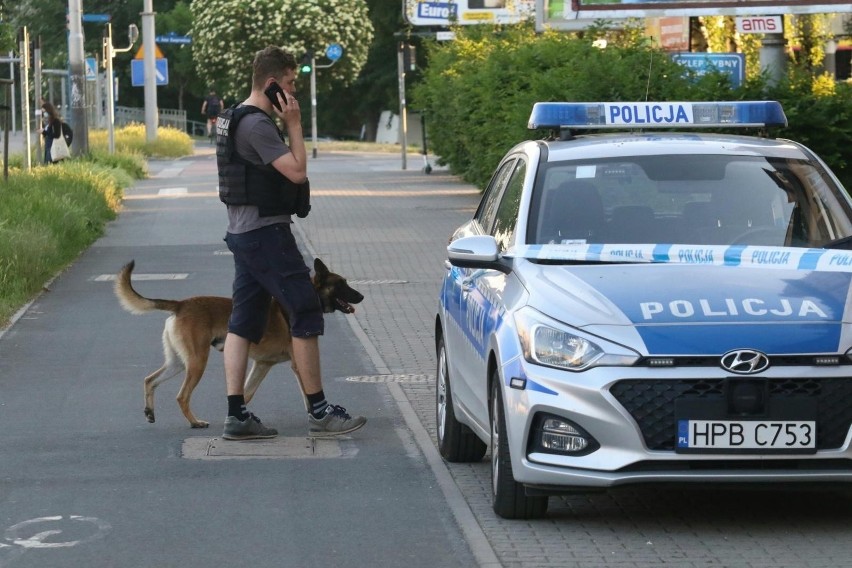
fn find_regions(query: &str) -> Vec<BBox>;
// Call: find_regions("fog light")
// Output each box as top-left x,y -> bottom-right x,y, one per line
534,416 -> 596,455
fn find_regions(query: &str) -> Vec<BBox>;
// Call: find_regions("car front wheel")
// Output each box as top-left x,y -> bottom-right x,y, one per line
436,336 -> 487,462
490,374 -> 548,519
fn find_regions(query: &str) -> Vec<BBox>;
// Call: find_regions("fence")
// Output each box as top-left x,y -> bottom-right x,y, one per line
115,106 -> 187,132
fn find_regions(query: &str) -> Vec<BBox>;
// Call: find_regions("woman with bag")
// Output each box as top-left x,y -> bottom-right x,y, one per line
41,101 -> 72,163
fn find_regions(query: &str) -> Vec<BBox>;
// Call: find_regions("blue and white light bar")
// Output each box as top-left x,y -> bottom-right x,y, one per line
528,101 -> 787,130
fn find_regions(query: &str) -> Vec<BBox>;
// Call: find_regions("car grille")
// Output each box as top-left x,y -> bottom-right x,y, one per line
609,378 -> 852,451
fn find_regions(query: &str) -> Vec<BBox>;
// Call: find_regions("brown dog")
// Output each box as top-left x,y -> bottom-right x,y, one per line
114,258 -> 364,428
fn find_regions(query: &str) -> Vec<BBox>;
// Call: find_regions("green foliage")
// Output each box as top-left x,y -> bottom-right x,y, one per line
413,23 -> 695,187
88,124 -> 194,159
414,22 -> 852,191
190,0 -> 374,100
0,159 -> 129,326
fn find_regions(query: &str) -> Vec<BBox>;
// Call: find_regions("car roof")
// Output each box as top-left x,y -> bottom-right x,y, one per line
533,133 -> 811,162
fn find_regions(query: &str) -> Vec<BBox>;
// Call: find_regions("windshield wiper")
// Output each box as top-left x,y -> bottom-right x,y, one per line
822,235 -> 852,250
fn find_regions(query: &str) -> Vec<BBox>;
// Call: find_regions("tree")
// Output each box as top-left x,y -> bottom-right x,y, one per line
156,1 -> 203,111
190,0 -> 373,100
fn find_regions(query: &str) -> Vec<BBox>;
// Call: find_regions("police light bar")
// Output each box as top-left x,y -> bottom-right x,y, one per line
528,101 -> 787,130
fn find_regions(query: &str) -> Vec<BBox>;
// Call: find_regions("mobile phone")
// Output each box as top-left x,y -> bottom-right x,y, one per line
263,82 -> 287,111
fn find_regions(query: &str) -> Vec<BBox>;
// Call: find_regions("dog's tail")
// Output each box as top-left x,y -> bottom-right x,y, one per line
114,260 -> 182,315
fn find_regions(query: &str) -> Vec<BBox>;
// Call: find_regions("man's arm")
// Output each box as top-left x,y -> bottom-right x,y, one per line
269,94 -> 307,184
201,100 -> 207,115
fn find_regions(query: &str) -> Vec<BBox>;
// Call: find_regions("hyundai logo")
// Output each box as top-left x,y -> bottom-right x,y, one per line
720,349 -> 770,374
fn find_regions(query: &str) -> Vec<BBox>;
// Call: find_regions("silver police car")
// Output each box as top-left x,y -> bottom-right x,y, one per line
436,101 -> 852,519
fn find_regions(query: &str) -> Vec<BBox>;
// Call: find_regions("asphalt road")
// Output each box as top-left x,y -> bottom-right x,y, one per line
0,148 -> 476,568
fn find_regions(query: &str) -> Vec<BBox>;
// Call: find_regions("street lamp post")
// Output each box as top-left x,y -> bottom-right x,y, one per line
103,23 -> 138,154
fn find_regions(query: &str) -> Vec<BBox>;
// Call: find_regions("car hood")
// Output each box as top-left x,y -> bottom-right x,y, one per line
515,247 -> 852,356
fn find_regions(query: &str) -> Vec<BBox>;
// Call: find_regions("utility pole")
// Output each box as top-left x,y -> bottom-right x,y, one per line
18,27 -> 31,170
141,0 -> 157,143
34,36 -> 42,164
67,0 -> 88,155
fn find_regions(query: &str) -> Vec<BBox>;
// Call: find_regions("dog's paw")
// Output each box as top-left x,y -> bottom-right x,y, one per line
191,421 -> 210,429
144,408 -> 155,423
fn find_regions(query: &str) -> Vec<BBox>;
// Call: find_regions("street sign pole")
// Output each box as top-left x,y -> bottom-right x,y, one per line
104,23 -> 138,154
67,0 -> 88,155
142,0 -> 157,143
310,56 -> 317,159
397,41 -> 407,171
309,45 -> 342,159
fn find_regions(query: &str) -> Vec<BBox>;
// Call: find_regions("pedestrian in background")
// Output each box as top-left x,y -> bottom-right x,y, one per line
201,88 -> 223,142
41,101 -> 73,163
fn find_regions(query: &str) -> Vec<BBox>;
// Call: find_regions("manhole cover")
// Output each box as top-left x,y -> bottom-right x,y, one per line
345,374 -> 434,383
182,436 -> 349,460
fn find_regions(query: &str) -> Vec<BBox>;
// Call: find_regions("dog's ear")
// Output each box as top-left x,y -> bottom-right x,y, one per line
314,258 -> 329,279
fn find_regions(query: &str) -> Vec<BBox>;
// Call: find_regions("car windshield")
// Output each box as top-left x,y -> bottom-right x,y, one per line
527,155 -> 852,248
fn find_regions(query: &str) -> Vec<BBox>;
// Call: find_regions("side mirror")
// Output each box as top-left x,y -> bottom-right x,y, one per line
447,235 -> 511,274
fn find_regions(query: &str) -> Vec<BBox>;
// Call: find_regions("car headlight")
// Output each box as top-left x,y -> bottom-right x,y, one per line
514,306 -> 639,371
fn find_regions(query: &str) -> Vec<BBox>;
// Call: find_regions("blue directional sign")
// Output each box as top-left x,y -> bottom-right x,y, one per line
326,43 -> 343,61
82,14 -> 111,23
671,53 -> 745,89
155,32 -> 192,45
85,57 -> 98,81
130,59 -> 169,87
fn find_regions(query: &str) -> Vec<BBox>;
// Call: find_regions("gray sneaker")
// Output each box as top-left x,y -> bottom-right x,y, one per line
308,405 -> 367,437
222,413 -> 278,440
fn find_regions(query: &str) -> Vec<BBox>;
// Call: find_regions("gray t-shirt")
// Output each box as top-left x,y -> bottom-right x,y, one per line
226,106 -> 292,234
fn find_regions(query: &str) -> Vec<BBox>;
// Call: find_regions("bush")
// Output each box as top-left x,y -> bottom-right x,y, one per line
88,123 -> 194,158
414,23 -> 852,190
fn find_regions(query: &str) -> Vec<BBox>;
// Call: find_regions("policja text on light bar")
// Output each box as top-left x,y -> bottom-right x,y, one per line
528,101 -> 788,130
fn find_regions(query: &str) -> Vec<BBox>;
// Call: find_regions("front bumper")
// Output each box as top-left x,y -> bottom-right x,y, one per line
502,360 -> 852,488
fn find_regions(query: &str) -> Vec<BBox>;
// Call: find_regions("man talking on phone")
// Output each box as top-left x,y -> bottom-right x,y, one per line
215,46 -> 366,440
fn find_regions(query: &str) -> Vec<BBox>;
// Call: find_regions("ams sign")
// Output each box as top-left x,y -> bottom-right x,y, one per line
735,16 -> 784,34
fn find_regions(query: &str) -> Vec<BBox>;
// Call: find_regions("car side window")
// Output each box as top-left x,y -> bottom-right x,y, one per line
476,158 -> 517,233
492,160 -> 527,252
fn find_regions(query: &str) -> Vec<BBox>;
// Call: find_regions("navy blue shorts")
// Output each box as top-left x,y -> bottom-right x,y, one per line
224,224 -> 324,343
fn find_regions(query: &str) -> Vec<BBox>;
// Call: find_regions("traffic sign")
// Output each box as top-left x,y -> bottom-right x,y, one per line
82,14 -> 111,23
156,32 -> 192,44
135,43 -> 165,59
671,53 -> 745,89
325,43 -> 343,61
130,59 -> 169,87
85,57 -> 98,81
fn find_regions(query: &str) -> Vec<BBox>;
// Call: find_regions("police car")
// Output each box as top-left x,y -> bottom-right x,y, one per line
435,101 -> 852,519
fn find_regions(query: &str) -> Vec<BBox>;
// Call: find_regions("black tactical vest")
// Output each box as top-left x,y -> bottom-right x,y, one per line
215,105 -> 308,218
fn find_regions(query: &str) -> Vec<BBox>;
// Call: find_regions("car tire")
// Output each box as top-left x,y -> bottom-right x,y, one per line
491,375 -> 548,519
436,336 -> 487,462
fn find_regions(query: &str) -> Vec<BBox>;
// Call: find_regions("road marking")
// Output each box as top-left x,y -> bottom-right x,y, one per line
93,273 -> 188,282
346,374 -> 434,383
292,223 -> 501,568
157,187 -> 188,196
4,515 -> 111,549
154,167 -> 185,178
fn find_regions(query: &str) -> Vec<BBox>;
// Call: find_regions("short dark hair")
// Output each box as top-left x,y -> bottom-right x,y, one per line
251,46 -> 297,89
